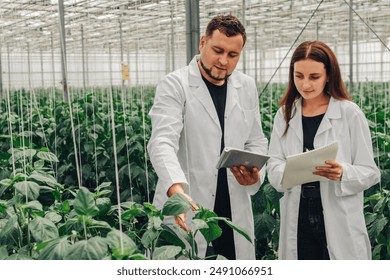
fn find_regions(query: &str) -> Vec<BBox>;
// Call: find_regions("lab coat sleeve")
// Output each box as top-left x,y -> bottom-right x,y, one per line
147,73 -> 189,195
336,107 -> 380,196
266,108 -> 287,193
244,78 -> 269,195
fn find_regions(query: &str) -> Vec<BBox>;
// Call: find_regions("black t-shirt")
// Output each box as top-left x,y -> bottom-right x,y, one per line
302,113 -> 325,188
202,76 -> 235,259
202,76 -> 227,151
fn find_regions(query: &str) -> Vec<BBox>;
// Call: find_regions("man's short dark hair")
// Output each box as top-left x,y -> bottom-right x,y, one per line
205,14 -> 246,45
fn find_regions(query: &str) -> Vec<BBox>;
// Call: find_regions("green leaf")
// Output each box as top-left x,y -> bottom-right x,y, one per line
73,187 -> 99,217
22,200 -> 43,212
141,228 -> 159,248
96,197 -> 111,216
14,181 -> 40,200
129,253 -> 149,260
152,245 -> 182,260
158,225 -> 186,249
0,200 -> 7,214
45,212 -> 63,224
65,236 -> 108,260
29,216 -> 59,243
197,219 -> 221,244
254,212 -> 276,240
0,246 -> 9,260
12,149 -> 37,163
211,217 -> 253,244
106,229 -> 138,257
149,216 -> 163,230
38,237 -> 71,260
0,216 -> 19,246
367,215 -> 388,240
192,218 -> 209,230
36,151 -> 59,163
162,194 -> 191,216
5,253 -> 33,260
29,172 -> 58,187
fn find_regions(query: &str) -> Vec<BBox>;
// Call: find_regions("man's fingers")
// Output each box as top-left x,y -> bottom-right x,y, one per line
175,215 -> 190,232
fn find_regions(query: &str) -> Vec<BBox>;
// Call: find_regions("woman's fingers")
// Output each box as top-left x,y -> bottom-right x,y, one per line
314,160 -> 343,180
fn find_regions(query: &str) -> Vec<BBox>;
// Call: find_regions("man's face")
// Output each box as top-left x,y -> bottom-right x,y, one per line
198,29 -> 244,85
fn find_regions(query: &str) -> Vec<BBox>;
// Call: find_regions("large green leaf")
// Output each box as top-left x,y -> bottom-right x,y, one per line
0,216 -> 19,246
152,245 -> 182,260
45,211 -> 63,224
36,151 -> 59,163
11,149 -> 37,163
29,172 -> 58,187
96,197 -> 111,216
30,216 -> 59,242
254,212 -> 276,240
158,225 -> 186,249
0,246 -> 8,260
65,236 -> 108,260
199,220 -> 222,244
14,181 -> 40,200
22,200 -> 43,212
73,187 -> 99,217
211,217 -> 252,244
38,237 -> 71,260
141,228 -> 159,248
106,229 -> 138,257
162,194 -> 191,216
367,215 -> 388,240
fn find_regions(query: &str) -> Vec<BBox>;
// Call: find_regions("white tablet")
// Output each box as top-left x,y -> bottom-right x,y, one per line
216,147 -> 270,170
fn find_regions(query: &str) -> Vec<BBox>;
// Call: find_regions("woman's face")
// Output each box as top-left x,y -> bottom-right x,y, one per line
293,58 -> 328,102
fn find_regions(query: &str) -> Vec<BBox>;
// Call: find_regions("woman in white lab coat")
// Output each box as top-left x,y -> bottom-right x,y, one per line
267,41 -> 380,260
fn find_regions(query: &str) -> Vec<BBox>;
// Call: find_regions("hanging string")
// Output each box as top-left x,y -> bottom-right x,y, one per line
108,44 -> 124,253
31,89 -> 56,173
118,15 -> 134,202
140,86 -> 150,203
259,0 -> 325,97
6,88 -> 16,175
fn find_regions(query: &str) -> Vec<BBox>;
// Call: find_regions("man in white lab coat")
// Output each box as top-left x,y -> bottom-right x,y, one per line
147,15 -> 268,259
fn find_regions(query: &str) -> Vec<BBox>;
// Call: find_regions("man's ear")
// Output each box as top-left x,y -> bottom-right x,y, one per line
199,35 -> 206,49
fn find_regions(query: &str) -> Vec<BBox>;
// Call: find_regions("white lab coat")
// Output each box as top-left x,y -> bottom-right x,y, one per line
267,97 -> 380,260
147,56 -> 268,259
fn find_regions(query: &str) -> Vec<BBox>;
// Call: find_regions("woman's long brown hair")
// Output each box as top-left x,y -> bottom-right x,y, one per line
280,41 -> 351,135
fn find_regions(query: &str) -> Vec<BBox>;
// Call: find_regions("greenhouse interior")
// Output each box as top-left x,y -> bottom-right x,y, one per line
0,0 -> 389,260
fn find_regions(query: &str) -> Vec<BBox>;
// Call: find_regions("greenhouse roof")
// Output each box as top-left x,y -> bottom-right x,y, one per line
1,0 -> 389,54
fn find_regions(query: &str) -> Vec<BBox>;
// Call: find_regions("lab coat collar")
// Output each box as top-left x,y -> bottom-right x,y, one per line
288,96 -> 342,145
316,96 -> 342,137
187,55 -> 242,126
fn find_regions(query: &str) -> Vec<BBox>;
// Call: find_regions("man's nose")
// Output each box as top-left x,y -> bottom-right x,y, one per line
218,55 -> 228,65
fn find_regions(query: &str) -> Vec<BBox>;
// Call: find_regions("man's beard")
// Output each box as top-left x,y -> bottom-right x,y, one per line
199,59 -> 230,82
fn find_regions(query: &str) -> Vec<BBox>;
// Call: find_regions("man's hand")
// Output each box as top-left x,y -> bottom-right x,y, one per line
167,183 -> 198,232
230,166 -> 260,185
